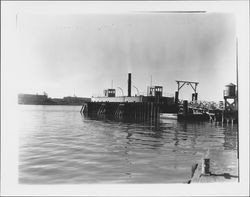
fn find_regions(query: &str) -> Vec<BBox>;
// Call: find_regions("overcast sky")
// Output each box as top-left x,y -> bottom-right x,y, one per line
16,13 -> 236,101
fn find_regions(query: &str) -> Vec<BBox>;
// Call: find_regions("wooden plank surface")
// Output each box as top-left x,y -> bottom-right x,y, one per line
189,159 -> 238,183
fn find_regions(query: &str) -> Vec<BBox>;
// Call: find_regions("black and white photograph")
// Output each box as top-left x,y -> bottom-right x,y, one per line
1,1 -> 249,196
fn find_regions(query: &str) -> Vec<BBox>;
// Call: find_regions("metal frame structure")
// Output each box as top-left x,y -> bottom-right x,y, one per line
175,80 -> 199,103
176,80 -> 199,94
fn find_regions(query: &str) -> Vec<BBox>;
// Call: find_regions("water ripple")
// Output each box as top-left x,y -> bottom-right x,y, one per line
18,105 -> 238,184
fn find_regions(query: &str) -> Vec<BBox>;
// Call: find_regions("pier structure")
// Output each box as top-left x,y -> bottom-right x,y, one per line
174,80 -> 211,121
175,80 -> 199,105
81,101 -> 161,122
80,73 -> 238,123
174,80 -> 238,123
80,73 -> 177,120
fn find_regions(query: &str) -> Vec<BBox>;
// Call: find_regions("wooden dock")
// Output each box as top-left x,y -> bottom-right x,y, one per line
80,101 -> 162,121
187,158 -> 238,184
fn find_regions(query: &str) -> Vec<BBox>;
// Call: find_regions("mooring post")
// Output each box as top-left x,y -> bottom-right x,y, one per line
156,103 -> 158,120
209,115 -> 213,123
151,102 -> 153,120
134,103 -> 136,120
147,102 -> 150,121
137,103 -> 139,121
201,158 -> 210,175
154,102 -> 156,121
134,103 -> 137,120
139,102 -> 141,121
135,103 -> 137,120
201,150 -> 211,176
147,102 -> 149,120
80,104 -> 84,114
142,103 -> 146,121
85,103 -> 88,114
94,103 -> 97,115
154,103 -> 157,121
175,91 -> 179,105
153,103 -> 156,121
157,103 -> 160,120
183,100 -> 188,118
143,103 -> 145,121
222,112 -> 224,125
149,102 -> 152,120
151,102 -> 154,121
140,103 -> 143,121
137,102 -> 139,121
113,103 -> 117,118
89,102 -> 92,115
138,103 -> 141,121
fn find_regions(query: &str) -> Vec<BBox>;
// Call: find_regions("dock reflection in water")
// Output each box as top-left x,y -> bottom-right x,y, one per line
18,105 -> 238,184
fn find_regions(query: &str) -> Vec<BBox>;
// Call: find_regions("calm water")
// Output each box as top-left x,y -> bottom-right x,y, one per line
18,105 -> 238,184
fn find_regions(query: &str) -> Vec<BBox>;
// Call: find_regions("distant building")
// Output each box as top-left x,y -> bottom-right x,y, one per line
18,93 -> 91,105
18,93 -> 48,105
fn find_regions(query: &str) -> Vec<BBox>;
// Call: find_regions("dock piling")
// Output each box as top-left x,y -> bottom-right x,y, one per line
201,158 -> 211,175
80,99 -> 163,122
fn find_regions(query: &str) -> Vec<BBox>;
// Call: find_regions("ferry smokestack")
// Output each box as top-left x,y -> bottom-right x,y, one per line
128,73 -> 131,97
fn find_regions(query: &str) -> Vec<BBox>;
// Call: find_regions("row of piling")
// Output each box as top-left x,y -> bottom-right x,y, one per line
80,102 -> 160,121
80,101 -> 237,123
209,110 -> 238,125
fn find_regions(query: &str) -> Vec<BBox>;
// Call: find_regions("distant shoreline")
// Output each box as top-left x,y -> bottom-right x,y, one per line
18,103 -> 84,106
18,93 -> 91,106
